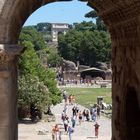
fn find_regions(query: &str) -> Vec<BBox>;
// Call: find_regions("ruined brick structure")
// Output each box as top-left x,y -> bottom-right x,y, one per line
0,0 -> 140,140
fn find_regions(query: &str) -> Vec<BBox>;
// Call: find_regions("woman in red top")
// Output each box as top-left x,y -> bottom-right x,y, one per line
52,124 -> 60,140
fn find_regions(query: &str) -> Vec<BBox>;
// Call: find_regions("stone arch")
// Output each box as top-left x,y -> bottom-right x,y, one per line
1,0 -> 140,140
0,0 -> 51,43
51,23 -> 69,42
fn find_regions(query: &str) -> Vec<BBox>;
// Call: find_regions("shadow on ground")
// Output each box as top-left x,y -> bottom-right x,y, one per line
87,136 -> 98,139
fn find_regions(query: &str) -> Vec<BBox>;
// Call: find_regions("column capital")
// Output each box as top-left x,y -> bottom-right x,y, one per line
0,44 -> 24,62
0,44 -> 24,78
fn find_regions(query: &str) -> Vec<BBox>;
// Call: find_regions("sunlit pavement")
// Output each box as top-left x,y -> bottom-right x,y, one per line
19,103 -> 111,140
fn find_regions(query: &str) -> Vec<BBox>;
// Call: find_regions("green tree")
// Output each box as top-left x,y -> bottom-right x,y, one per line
47,52 -> 62,67
73,21 -> 97,31
58,26 -> 111,66
18,41 -> 49,112
35,22 -> 51,33
19,26 -> 46,51
18,74 -> 49,111
58,30 -> 83,63
85,10 -> 107,31
18,28 -> 61,116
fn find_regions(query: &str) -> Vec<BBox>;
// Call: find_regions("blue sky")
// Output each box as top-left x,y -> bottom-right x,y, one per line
24,0 -> 93,26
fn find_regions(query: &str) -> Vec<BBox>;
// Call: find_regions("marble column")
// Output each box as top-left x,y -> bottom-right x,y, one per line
0,44 -> 23,140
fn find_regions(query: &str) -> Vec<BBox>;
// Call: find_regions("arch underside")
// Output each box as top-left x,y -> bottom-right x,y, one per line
0,0 -> 140,44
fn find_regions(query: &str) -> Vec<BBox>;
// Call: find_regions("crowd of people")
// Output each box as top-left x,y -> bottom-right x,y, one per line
51,90 -> 101,140
58,78 -> 98,87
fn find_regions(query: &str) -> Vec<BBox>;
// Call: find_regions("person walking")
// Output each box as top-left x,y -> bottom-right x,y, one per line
92,110 -> 97,122
85,110 -> 90,121
59,131 -> 62,140
62,90 -> 68,104
78,111 -> 83,125
52,124 -> 60,140
61,112 -> 65,123
71,115 -> 76,128
63,104 -> 68,114
82,109 -> 86,121
52,129 -> 55,140
97,105 -> 101,119
94,122 -> 100,138
72,106 -> 77,116
67,125 -> 74,140
63,118 -> 69,132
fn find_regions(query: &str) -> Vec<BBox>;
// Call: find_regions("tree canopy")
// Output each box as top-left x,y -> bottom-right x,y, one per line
18,27 -> 61,113
58,21 -> 111,66
85,10 -> 107,31
19,26 -> 46,51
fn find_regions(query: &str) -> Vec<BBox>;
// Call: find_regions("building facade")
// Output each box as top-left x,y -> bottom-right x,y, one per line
51,23 -> 69,43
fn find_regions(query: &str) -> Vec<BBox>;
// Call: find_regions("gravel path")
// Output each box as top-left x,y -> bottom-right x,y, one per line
19,102 -> 111,140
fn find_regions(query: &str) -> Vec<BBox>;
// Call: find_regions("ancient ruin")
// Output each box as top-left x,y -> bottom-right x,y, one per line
0,0 -> 140,140
51,23 -> 69,43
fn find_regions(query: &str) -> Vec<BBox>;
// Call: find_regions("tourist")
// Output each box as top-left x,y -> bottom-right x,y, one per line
90,106 -> 93,116
52,124 -> 60,140
71,115 -> 76,128
78,111 -> 83,125
62,90 -> 68,104
76,106 -> 79,114
92,110 -> 97,122
85,110 -> 90,121
97,105 -> 101,119
65,114 -> 69,122
72,106 -> 77,116
82,109 -> 87,121
61,112 -> 65,123
45,106 -> 53,116
63,117 -> 69,132
52,130 -> 55,140
63,104 -> 68,114
67,125 -> 74,140
94,122 -> 100,138
59,131 -> 62,140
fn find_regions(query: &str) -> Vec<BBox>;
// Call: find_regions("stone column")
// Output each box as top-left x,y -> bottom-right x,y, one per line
0,44 -> 23,140
110,18 -> 140,140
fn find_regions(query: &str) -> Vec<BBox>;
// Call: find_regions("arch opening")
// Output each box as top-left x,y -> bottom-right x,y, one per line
17,0 -> 111,139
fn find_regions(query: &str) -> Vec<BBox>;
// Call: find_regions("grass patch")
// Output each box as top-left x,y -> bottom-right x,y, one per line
62,88 -> 112,108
